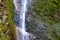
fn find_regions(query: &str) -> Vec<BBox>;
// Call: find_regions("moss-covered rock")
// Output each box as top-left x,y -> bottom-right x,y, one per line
26,0 -> 60,40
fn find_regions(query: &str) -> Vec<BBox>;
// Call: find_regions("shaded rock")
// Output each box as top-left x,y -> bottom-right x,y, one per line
25,6 -> 48,40
25,0 -> 49,40
14,9 -> 20,26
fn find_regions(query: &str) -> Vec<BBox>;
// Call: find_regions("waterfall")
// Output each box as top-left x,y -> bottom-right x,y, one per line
19,0 -> 27,30
13,0 -> 30,40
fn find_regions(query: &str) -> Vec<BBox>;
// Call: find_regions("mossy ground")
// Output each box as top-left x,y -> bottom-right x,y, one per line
0,0 -> 16,40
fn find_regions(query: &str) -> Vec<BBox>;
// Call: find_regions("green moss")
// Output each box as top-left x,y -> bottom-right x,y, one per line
0,0 -> 16,40
33,0 -> 60,25
6,0 -> 16,40
33,0 -> 60,40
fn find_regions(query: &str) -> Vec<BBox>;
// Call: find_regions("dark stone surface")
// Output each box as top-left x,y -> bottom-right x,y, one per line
25,3 -> 49,40
26,13 -> 48,40
14,9 -> 20,26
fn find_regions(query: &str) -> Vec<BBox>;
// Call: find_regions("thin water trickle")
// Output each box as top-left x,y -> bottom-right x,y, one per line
13,0 -> 30,40
20,0 -> 27,30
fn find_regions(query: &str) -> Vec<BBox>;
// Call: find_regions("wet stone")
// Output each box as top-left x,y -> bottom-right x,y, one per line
25,6 -> 48,40
14,9 -> 20,26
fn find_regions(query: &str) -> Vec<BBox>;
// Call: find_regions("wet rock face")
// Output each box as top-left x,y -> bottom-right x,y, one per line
14,0 -> 49,40
26,13 -> 48,40
14,0 -> 50,40
25,1 -> 48,40
14,9 -> 20,26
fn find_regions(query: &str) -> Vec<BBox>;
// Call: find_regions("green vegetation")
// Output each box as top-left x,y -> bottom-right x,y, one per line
0,0 -> 16,40
33,0 -> 60,24
5,0 -> 16,40
33,0 -> 60,40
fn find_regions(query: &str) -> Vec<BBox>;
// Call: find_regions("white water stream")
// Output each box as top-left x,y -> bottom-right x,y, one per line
13,0 -> 30,40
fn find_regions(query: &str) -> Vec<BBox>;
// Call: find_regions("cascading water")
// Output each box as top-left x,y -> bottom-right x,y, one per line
13,0 -> 30,40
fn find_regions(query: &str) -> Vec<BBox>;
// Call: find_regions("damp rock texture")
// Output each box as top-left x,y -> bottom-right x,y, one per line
25,0 -> 48,40
26,0 -> 60,40
26,14 -> 48,40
